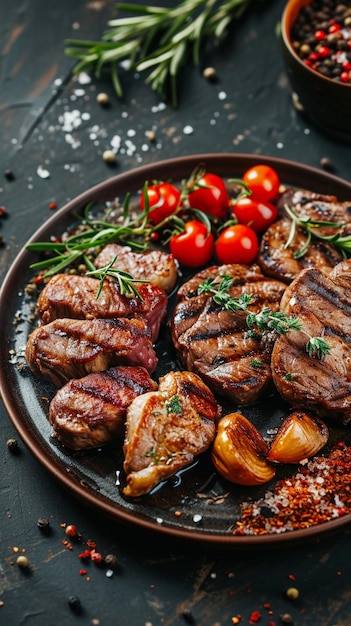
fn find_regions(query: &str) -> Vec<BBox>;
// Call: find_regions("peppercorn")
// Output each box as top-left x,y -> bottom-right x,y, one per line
16,555 -> 29,569
280,614 -> 294,625
102,149 -> 117,164
65,524 -> 77,538
4,169 -> 15,181
182,608 -> 195,623
104,553 -> 119,570
286,586 -> 299,600
96,92 -> 110,106
37,517 -> 50,533
6,438 -> 20,454
68,595 -> 82,613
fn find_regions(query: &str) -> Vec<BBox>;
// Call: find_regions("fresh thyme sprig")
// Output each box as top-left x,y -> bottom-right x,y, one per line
65,0 -> 253,107
284,205 -> 350,259
198,275 -> 331,359
86,255 -> 148,299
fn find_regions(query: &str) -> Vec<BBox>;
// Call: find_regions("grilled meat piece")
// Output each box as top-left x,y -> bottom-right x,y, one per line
36,274 -> 167,342
272,259 -> 351,425
123,370 -> 219,497
171,264 -> 287,405
95,243 -> 178,294
49,366 -> 157,450
258,189 -> 351,283
25,317 -> 157,386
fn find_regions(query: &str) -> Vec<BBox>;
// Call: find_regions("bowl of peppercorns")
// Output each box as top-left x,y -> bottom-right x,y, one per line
281,0 -> 351,141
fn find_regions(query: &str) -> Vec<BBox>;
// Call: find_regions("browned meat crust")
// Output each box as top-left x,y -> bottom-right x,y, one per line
94,243 -> 178,294
49,366 -> 157,450
25,317 -> 158,386
171,264 -> 287,405
258,189 -> 351,283
123,370 -> 220,497
36,274 -> 168,342
272,259 -> 351,425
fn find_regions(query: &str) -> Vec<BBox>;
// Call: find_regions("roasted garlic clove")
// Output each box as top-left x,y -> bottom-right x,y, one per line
268,410 -> 329,464
211,412 -> 275,486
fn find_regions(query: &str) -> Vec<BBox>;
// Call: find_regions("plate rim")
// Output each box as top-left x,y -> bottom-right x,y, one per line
2,152 -> 351,545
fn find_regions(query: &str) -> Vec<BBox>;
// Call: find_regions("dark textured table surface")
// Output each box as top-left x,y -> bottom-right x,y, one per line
1,1 -> 351,625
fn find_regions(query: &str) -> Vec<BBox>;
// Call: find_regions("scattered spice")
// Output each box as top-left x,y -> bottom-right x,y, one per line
96,92 -> 110,106
65,524 -> 78,538
234,442 -> 351,535
68,595 -> 82,612
102,149 -> 117,164
4,169 -> 15,181
280,614 -> 294,625
0,206 -> 7,217
286,587 -> 299,601
48,202 -> 57,210
16,555 -> 29,568
6,438 -> 20,454
249,610 -> 262,623
203,66 -> 217,80
37,517 -> 50,533
181,608 -> 195,623
104,554 -> 118,570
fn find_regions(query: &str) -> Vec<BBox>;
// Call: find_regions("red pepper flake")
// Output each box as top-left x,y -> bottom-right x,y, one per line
65,524 -> 77,538
48,202 -> 57,210
90,550 -> 103,564
79,549 -> 91,560
79,569 -> 87,576
0,206 -> 7,217
288,574 -> 296,581
268,622 -> 275,626
62,540 -> 73,550
233,442 -> 351,536
86,540 -> 97,549
249,610 -> 261,623
33,275 -> 44,284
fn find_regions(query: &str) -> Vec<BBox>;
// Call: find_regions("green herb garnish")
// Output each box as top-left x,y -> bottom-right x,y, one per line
86,255 -> 148,299
284,204 -> 350,259
165,394 -> 183,415
198,275 -> 331,360
65,0 -> 253,107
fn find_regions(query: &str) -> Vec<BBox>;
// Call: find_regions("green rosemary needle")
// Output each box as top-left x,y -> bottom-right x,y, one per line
65,0 -> 253,107
86,255 -> 148,299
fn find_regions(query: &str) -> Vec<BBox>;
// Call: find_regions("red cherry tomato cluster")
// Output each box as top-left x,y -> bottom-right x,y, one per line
140,163 -> 280,268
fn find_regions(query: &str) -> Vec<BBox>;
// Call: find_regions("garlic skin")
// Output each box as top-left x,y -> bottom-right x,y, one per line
211,413 -> 275,486
268,410 -> 329,464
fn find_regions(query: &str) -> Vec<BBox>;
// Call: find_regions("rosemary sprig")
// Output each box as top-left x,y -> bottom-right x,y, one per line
284,205 -> 350,259
86,255 -> 148,299
198,275 -> 331,359
65,0 -> 253,107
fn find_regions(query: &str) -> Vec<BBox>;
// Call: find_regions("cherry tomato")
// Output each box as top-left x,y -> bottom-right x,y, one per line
233,196 -> 278,233
242,164 -> 280,202
215,224 -> 258,265
140,182 -> 181,225
169,220 -> 214,267
187,173 -> 230,219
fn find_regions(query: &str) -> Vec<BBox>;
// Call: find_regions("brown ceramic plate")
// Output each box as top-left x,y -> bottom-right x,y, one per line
2,153 -> 351,545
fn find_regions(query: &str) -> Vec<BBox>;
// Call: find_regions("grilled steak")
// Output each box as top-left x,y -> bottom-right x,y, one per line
49,366 -> 157,450
36,274 -> 167,342
272,259 -> 351,425
123,370 -> 219,497
95,243 -> 178,294
258,189 -> 351,283
171,264 -> 287,405
25,317 -> 157,386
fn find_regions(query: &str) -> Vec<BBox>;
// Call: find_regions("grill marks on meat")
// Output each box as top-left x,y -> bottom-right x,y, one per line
123,371 -> 219,497
36,274 -> 167,342
25,317 -> 158,386
49,366 -> 157,450
171,264 -> 286,405
258,189 -> 351,283
94,243 -> 178,294
272,259 -> 351,425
